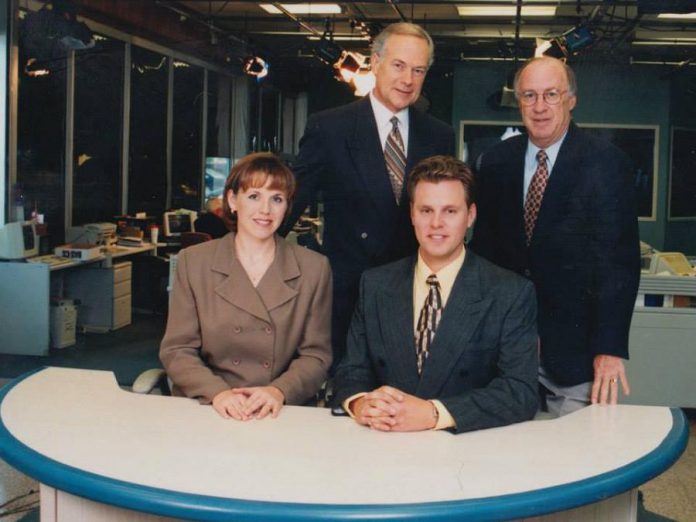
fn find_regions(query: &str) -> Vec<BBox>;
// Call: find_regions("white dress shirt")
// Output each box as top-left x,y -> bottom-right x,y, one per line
523,131 -> 568,202
369,91 -> 409,156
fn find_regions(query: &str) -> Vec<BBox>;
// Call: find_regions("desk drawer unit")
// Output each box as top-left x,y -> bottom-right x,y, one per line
65,261 -> 132,333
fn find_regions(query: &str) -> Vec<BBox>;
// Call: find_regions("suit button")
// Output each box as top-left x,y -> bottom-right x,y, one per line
265,326 -> 272,334
233,359 -> 240,366
262,361 -> 270,369
233,326 -> 241,333
523,269 -> 531,278
360,232 -> 368,239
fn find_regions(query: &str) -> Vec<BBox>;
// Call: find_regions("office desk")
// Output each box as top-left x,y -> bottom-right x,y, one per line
0,244 -> 155,355
624,274 -> 696,408
0,368 -> 688,522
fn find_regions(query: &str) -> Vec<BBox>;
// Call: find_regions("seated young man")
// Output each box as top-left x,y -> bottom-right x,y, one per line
333,156 -> 538,433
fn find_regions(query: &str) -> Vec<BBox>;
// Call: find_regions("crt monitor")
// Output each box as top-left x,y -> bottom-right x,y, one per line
162,210 -> 197,237
205,157 -> 231,199
648,252 -> 695,276
0,221 -> 39,260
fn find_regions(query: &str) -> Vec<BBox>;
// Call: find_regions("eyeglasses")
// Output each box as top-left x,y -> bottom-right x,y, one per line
516,89 -> 568,106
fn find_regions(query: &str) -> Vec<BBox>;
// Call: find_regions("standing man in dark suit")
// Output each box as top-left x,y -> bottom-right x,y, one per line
284,23 -> 455,371
333,156 -> 538,433
470,57 -> 640,416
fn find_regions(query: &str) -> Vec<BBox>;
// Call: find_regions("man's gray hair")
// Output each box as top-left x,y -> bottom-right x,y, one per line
371,22 -> 435,66
513,56 -> 577,96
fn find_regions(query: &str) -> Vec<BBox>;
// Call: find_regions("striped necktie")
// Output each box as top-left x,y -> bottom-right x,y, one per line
384,116 -> 406,204
524,150 -> 549,245
415,274 -> 442,375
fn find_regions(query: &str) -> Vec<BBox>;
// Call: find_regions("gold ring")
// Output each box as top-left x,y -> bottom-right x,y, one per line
609,378 -> 617,384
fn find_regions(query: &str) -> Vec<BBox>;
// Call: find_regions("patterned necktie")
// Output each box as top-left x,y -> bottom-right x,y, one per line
415,274 -> 443,375
524,150 -> 549,245
384,116 -> 406,203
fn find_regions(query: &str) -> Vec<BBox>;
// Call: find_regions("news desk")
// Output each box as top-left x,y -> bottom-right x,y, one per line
0,368 -> 688,522
0,244 -> 155,356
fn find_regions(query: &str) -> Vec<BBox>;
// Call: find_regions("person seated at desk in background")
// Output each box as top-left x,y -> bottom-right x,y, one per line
333,156 -> 538,434
194,197 -> 229,239
160,153 -> 333,420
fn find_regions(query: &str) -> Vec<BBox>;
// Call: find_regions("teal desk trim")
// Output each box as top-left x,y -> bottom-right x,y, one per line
0,368 -> 688,521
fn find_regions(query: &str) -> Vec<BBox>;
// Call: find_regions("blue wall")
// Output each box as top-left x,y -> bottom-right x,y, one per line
453,60 -> 695,253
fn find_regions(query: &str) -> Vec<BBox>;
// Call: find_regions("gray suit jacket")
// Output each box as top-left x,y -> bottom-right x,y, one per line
333,251 -> 539,433
160,233 -> 332,405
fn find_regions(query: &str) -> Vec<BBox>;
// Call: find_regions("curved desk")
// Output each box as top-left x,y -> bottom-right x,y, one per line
0,368 -> 688,522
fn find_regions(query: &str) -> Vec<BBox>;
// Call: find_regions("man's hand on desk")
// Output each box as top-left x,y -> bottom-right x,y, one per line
352,386 -> 437,432
591,354 -> 630,406
212,386 -> 285,421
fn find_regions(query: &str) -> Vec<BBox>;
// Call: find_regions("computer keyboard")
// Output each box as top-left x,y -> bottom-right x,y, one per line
27,254 -> 75,268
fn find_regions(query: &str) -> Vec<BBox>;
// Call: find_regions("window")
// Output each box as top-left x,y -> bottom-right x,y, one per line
16,10 -> 67,243
128,46 -> 167,216
73,35 -> 124,225
171,61 -> 204,210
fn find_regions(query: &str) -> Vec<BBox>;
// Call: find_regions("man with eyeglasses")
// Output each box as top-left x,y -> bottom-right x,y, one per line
282,23 -> 455,376
470,56 -> 640,416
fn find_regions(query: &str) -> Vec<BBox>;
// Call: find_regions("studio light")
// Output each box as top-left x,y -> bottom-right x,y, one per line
243,56 -> 269,79
352,68 -> 375,96
535,38 -> 567,59
24,58 -> 50,77
313,36 -> 343,65
534,26 -> 594,60
334,51 -> 366,82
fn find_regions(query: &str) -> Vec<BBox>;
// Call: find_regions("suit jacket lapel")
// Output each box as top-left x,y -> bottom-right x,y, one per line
507,136 -> 528,247
346,97 -> 398,215
376,258 -> 420,391
404,108 -> 424,191
416,252 -> 487,398
210,233 -> 270,323
532,122 -> 583,245
255,238 -> 300,312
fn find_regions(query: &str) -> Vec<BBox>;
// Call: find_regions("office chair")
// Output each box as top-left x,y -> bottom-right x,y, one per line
133,233 -> 212,394
180,231 -> 212,249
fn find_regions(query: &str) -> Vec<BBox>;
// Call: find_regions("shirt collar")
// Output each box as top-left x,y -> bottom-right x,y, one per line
525,128 -> 568,173
415,247 -> 466,302
369,91 -> 408,129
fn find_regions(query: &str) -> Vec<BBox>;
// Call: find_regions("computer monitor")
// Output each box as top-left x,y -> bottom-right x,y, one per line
0,221 -> 39,260
162,210 -> 197,237
648,252 -> 696,276
205,157 -> 231,199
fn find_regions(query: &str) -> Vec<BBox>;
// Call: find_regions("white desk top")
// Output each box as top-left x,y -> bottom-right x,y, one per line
0,367 -> 687,521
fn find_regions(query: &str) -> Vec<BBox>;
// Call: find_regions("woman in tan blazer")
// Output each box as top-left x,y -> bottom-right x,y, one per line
160,153 -> 332,420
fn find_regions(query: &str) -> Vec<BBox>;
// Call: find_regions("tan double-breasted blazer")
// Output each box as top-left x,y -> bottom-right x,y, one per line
160,233 -> 332,405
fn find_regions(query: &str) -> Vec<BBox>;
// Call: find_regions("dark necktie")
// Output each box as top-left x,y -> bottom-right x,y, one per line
524,150 -> 549,245
415,274 -> 442,375
384,116 -> 406,204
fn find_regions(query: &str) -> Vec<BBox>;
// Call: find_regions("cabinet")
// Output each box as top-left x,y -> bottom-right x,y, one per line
65,262 -> 132,333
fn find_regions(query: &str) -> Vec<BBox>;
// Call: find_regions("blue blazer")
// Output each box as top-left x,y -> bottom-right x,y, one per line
470,123 -> 641,386
333,251 -> 539,434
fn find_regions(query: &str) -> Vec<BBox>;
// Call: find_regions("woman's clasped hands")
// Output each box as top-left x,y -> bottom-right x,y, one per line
212,386 -> 285,421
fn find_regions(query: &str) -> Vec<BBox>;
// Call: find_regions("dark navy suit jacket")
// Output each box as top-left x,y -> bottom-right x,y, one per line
333,251 -> 539,434
470,123 -> 640,386
283,97 -> 455,363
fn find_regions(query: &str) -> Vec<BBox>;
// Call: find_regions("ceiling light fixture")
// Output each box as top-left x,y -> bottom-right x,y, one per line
260,3 -> 342,15
632,39 -> 696,46
307,35 -> 370,41
457,5 -> 556,17
657,12 -> 696,19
